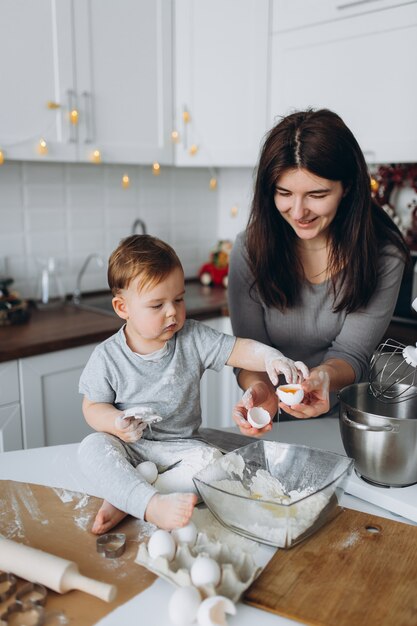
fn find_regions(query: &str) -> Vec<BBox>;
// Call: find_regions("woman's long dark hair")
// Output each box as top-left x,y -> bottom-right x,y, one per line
247,109 -> 410,313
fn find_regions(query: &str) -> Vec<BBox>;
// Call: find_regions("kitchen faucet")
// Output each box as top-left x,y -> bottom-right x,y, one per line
72,253 -> 104,305
131,218 -> 147,235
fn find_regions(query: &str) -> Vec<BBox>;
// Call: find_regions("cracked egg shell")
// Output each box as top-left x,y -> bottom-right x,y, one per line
276,384 -> 304,406
197,596 -> 236,626
247,407 -> 271,429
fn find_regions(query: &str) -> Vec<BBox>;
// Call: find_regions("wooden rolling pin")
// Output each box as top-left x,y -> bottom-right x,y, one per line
0,537 -> 116,602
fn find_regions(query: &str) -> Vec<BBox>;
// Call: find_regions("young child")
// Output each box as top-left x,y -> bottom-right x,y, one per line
78,235 -> 308,534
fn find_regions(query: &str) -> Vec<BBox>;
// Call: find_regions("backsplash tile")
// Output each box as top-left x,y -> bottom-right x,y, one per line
1,162 -> 252,300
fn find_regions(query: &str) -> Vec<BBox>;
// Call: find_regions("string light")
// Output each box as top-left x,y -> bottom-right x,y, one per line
152,162 -> 161,176
90,149 -> 102,164
370,176 -> 379,193
182,110 -> 191,124
37,138 -> 48,155
121,174 -> 130,189
189,144 -> 198,156
70,109 -> 79,125
230,205 -> 238,217
209,177 -> 217,190
0,150 -> 4,165
171,130 -> 180,143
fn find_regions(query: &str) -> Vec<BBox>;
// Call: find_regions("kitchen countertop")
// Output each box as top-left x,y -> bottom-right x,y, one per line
0,282 -> 229,363
0,418 -> 414,626
2,279 -> 417,364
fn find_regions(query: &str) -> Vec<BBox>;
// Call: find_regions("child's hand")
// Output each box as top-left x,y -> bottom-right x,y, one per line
114,414 -> 147,442
265,350 -> 309,386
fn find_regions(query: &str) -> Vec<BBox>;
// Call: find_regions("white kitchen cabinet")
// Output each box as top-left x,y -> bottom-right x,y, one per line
0,0 -> 173,165
0,0 -> 77,162
200,317 -> 241,429
173,0 -> 270,167
270,1 -> 417,163
73,0 -> 173,164
0,361 -> 23,452
19,344 -> 96,449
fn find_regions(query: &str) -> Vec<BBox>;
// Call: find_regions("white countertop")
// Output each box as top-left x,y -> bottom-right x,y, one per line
0,418 -> 415,626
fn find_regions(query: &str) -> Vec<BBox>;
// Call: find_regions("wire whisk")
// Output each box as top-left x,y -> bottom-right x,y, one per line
369,338 -> 417,403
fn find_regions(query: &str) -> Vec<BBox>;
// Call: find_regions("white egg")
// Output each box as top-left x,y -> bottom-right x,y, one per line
147,529 -> 176,561
171,521 -> 198,547
276,384 -> 304,406
168,585 -> 201,626
197,595 -> 236,626
137,461 -> 158,484
190,556 -> 221,587
247,407 -> 271,429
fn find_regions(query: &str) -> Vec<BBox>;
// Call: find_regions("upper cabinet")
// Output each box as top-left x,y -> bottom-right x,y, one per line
0,0 -> 173,164
173,0 -> 270,167
0,1 -> 77,162
2,0 -> 416,166
0,0 -> 268,167
269,0 -> 417,163
73,0 -> 173,164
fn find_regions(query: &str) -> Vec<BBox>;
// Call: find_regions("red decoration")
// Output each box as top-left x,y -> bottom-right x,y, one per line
373,164 -> 417,250
199,240 -> 233,288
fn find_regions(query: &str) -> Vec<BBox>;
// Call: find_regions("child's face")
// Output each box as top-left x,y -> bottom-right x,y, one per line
113,267 -> 186,353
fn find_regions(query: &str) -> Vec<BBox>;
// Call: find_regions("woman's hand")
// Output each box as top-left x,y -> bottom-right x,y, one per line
278,369 -> 330,419
232,381 -> 277,436
114,414 -> 148,442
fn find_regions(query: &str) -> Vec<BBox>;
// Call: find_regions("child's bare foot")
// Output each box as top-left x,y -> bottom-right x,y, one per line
145,493 -> 198,530
92,500 -> 128,534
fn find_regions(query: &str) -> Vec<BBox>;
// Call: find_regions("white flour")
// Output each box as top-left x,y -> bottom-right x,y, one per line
154,446 -> 219,494
53,488 -> 75,503
191,507 -> 257,554
207,461 -> 330,548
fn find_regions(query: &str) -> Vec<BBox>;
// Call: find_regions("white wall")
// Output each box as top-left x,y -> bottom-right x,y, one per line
0,162 -> 252,300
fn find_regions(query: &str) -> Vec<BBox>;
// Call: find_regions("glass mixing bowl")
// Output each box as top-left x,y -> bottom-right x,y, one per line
193,441 -> 353,548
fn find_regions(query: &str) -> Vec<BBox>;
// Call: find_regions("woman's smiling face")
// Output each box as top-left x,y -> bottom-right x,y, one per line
274,168 -> 345,244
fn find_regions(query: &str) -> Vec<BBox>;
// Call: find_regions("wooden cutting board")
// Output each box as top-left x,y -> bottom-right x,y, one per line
244,508 -> 417,626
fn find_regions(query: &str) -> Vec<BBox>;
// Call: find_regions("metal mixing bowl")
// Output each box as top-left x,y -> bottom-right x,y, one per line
339,382 -> 417,487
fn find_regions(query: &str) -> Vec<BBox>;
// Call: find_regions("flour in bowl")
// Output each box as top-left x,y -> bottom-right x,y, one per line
207,465 -> 330,547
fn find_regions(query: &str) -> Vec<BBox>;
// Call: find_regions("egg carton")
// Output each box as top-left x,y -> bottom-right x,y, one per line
135,531 -> 261,603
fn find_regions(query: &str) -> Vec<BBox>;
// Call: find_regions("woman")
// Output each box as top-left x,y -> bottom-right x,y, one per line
228,108 -> 410,436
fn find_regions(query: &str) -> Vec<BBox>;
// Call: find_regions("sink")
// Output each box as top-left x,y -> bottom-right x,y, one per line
73,283 -> 228,320
75,293 -> 116,316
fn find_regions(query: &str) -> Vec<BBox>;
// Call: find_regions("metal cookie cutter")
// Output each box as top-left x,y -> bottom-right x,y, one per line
96,532 -> 126,558
0,573 -> 17,602
15,582 -> 48,608
1,602 -> 44,626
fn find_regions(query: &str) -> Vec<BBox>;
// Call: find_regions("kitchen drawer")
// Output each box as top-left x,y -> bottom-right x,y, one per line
272,0 -> 415,32
0,360 -> 19,405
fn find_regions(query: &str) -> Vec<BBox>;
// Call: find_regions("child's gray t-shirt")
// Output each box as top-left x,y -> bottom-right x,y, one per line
79,319 -> 236,440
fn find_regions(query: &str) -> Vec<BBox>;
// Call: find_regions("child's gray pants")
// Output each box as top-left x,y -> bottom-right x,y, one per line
78,433 -> 222,520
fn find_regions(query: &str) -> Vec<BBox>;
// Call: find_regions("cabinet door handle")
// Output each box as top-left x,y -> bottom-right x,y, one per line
82,91 -> 94,144
337,0 -> 383,10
